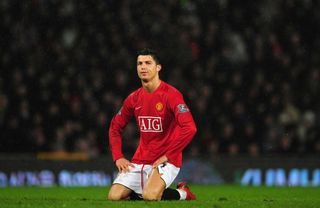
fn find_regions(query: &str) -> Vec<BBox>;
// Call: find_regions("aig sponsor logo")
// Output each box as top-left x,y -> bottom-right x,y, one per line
138,116 -> 163,132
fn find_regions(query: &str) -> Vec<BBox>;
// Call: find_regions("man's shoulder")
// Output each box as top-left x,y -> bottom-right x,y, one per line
128,87 -> 143,95
161,81 -> 182,96
127,87 -> 143,101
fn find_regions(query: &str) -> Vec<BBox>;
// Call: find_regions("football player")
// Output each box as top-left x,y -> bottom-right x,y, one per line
108,48 -> 197,201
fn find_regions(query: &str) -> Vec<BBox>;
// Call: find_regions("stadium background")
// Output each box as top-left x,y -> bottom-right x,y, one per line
0,0 -> 319,187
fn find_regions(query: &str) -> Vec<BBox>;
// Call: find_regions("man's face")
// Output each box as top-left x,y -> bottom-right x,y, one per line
137,55 -> 161,82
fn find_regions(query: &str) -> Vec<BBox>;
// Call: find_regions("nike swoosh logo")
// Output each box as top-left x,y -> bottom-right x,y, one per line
135,106 -> 142,110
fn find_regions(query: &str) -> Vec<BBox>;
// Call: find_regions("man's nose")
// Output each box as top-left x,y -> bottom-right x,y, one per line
141,63 -> 147,68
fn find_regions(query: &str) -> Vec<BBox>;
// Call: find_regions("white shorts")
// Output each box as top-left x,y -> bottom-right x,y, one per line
113,162 -> 180,194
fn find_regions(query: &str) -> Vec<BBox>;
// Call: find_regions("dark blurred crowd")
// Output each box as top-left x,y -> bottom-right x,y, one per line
0,0 -> 319,158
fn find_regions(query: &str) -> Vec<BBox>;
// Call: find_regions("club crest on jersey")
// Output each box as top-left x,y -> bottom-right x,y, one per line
177,104 -> 189,113
155,102 -> 163,111
138,116 -> 163,132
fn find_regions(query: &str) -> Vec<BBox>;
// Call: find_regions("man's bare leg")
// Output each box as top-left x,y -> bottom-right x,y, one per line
107,184 -> 132,201
142,168 -> 166,201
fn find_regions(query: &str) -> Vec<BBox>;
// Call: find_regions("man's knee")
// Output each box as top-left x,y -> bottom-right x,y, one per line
142,189 -> 162,201
107,184 -> 131,201
107,190 -> 123,201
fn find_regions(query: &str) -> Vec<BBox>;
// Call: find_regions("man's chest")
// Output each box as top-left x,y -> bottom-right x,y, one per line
133,95 -> 172,132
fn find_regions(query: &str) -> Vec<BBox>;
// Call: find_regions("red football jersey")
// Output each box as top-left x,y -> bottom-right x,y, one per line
109,81 -> 197,167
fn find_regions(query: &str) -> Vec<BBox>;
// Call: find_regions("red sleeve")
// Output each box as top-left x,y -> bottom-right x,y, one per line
108,94 -> 134,161
165,91 -> 197,162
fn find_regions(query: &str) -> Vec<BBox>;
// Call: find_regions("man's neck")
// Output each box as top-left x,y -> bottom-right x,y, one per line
141,78 -> 161,93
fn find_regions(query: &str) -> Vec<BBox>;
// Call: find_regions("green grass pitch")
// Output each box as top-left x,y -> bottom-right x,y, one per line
0,185 -> 319,208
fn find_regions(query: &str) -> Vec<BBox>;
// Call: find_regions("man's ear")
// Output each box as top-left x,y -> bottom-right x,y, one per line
157,64 -> 162,72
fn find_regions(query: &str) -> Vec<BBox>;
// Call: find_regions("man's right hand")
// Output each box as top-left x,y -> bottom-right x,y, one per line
115,158 -> 134,173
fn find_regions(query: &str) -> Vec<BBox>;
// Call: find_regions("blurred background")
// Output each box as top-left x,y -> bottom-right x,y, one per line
0,0 -> 319,186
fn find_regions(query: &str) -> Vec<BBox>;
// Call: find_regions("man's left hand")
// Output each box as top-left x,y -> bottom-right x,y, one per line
152,155 -> 168,168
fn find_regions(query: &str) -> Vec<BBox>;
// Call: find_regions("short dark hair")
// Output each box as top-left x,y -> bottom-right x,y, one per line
137,48 -> 161,64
